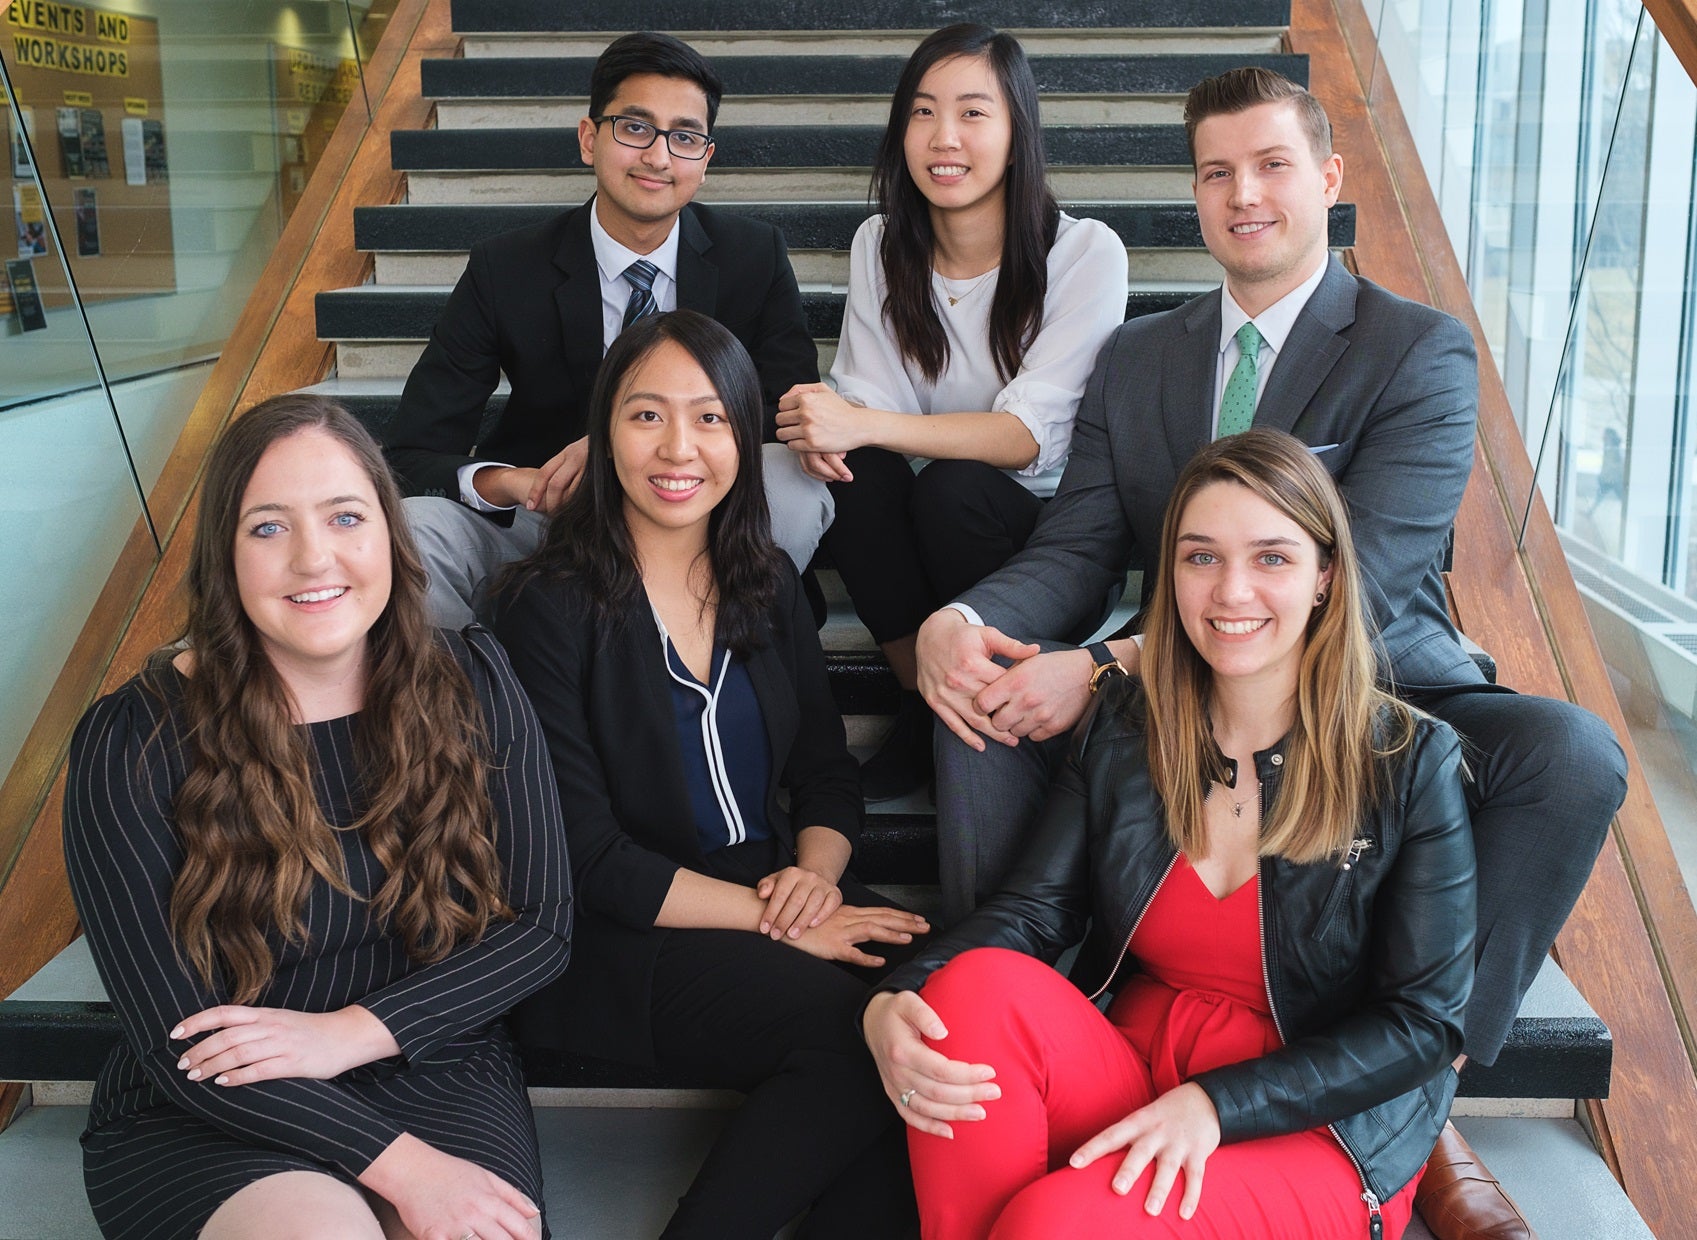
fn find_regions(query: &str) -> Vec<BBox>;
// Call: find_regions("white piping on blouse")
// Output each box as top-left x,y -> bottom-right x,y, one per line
652,609 -> 749,847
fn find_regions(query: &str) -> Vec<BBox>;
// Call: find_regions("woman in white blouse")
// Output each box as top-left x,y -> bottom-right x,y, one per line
776,23 -> 1128,800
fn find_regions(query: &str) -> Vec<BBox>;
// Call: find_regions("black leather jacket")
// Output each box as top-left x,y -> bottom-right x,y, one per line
883,681 -> 1475,1217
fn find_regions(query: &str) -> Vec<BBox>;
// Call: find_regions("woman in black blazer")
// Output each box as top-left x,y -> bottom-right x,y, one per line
493,310 -> 928,1240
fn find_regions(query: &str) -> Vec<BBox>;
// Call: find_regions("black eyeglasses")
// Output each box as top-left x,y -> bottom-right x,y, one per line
593,115 -> 713,160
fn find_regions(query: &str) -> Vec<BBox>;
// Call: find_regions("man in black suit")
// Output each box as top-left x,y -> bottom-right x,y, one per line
916,69 -> 1625,1240
386,32 -> 829,625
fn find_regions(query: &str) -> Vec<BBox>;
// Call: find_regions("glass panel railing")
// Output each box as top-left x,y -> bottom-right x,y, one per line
0,0 -> 388,869
1363,0 -> 1697,906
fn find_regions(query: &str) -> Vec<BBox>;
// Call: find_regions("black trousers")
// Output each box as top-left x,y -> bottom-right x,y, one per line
648,877 -> 923,1240
824,449 -> 1044,644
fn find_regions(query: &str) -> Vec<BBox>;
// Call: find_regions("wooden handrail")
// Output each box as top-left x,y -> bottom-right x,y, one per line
1305,0 -> 1697,1230
1643,0 -> 1697,88
0,0 -> 445,1007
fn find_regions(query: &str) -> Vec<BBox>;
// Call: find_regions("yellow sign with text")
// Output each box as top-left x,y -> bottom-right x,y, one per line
7,1 -> 128,42
123,96 -> 146,115
62,88 -> 91,105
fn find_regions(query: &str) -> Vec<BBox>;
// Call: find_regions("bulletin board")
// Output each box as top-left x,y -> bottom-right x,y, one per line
1,0 -> 176,320
273,44 -> 359,220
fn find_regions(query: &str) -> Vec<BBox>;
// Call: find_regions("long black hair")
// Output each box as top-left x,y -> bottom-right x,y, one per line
506,310 -> 784,654
871,23 -> 1059,384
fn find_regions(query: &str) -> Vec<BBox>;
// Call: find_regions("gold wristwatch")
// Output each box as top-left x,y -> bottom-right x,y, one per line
1086,641 -> 1128,694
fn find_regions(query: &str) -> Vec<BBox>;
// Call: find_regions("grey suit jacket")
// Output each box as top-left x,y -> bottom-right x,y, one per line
960,255 -> 1484,691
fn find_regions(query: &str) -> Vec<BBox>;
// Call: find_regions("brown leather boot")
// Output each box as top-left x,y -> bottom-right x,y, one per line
1415,1122 -> 1537,1239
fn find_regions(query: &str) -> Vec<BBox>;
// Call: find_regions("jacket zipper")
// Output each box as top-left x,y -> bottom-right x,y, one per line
1085,851 -> 1178,1002
1311,837 -> 1373,940
1258,855 -> 1383,1239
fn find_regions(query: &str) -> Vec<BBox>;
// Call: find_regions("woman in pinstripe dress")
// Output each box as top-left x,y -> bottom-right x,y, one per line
62,395 -> 572,1240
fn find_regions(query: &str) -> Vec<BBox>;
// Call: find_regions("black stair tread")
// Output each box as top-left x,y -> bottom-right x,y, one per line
449,0 -> 1291,34
316,287 -> 1196,341
422,52 -> 1309,100
392,124 -> 1190,171
355,201 -> 1357,253
0,951 -> 1608,1098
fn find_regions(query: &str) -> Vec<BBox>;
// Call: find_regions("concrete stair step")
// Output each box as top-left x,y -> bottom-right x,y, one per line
421,50 -> 1310,106
448,0 -> 1290,35
401,166 -> 1198,204
353,199 -> 1357,251
392,123 -> 1192,173
314,285 -> 1204,346
0,1104 -> 1653,1240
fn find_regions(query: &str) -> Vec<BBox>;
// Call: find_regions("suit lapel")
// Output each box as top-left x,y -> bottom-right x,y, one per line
675,206 -> 719,315
1255,256 -> 1357,435
553,200 -> 607,382
1164,291 -> 1222,467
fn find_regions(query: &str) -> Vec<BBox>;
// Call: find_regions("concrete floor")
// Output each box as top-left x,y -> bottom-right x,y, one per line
0,1102 -> 1652,1239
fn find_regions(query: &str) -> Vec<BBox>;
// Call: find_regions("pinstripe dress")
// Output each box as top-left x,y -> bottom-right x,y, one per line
62,627 -> 572,1240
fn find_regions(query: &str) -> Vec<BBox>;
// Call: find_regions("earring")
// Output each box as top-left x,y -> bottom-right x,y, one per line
1315,591 -> 1327,605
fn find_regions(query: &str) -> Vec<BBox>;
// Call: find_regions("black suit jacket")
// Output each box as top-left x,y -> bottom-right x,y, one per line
962,256 -> 1485,691
385,200 -> 820,501
491,567 -> 862,1065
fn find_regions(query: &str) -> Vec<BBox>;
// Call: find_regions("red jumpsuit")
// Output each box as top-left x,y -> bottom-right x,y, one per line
909,856 -> 1421,1239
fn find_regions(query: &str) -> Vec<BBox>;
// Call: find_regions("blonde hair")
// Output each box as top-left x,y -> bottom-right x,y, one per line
1141,430 -> 1414,863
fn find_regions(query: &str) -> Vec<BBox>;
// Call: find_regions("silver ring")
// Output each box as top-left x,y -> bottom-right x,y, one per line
899,1088 -> 916,1107
459,1232 -> 478,1240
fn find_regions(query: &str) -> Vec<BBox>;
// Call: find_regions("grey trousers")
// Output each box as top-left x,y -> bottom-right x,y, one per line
933,680 -> 1626,1066
409,443 -> 834,628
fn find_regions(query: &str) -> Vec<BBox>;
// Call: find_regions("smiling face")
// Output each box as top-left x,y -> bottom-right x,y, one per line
610,337 -> 739,545
1172,479 -> 1332,693
579,72 -> 714,248
1192,99 -> 1343,315
902,53 -> 1014,223
232,428 -> 392,693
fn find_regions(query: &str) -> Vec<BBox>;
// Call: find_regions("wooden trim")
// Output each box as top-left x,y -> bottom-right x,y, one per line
1643,0 -> 1697,90
1300,0 -> 1697,1230
0,0 -> 446,1015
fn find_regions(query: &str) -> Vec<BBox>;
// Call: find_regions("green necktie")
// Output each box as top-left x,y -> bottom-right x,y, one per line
1217,322 -> 1265,438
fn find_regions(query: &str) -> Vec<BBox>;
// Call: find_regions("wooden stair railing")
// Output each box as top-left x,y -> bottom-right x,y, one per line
0,0 -> 450,1128
1295,0 -> 1697,1231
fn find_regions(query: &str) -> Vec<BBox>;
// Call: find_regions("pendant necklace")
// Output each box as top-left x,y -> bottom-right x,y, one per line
1208,778 -> 1258,819
937,268 -> 996,308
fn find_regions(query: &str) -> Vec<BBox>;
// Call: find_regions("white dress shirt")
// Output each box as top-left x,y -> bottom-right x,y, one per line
1211,254 -> 1329,436
457,202 -> 684,511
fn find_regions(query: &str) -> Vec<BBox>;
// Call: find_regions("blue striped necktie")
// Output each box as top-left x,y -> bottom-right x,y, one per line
621,259 -> 660,331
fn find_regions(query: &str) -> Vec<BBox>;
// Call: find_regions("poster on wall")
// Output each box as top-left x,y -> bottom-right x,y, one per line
14,185 -> 48,257
55,106 -> 83,177
74,186 -> 99,256
120,114 -> 143,185
78,107 -> 109,177
5,259 -> 49,331
142,118 -> 166,182
10,107 -> 35,178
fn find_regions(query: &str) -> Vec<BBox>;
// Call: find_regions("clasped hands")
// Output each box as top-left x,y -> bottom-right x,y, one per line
864,991 -> 1221,1220
759,864 -> 928,969
914,609 -> 1095,750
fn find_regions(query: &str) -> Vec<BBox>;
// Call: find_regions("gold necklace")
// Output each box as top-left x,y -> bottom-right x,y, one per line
937,268 -> 996,308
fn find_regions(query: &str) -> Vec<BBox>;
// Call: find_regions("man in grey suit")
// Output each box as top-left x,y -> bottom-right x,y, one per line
916,69 -> 1625,1240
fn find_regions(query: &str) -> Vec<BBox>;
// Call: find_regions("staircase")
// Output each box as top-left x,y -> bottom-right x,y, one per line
0,1 -> 1655,1236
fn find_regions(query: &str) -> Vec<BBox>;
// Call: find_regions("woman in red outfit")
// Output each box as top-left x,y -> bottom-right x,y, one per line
864,429 -> 1476,1239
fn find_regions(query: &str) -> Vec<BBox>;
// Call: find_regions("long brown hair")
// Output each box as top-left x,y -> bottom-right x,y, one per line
1141,430 -> 1414,864
153,393 -> 512,1002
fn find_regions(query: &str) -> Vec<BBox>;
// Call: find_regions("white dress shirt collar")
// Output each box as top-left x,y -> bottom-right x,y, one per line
1218,254 -> 1329,359
590,201 -> 682,289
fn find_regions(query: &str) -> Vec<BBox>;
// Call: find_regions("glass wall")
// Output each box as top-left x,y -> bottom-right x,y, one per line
0,0 -> 393,871
1364,0 -> 1697,886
